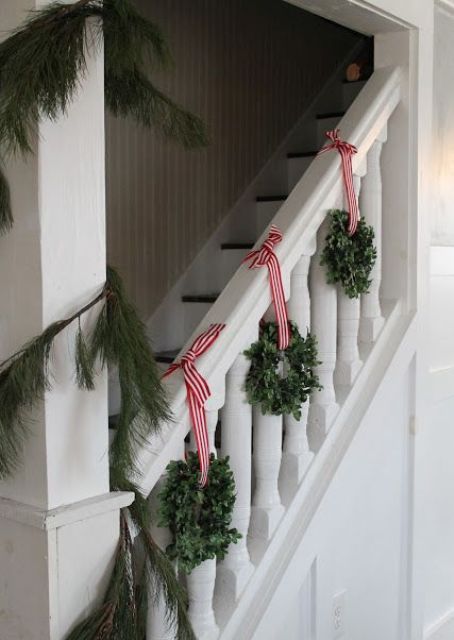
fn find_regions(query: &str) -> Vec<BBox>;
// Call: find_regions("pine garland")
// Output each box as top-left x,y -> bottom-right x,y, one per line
0,266 -> 196,640
320,209 -> 377,298
244,322 -> 321,420
0,0 -> 208,232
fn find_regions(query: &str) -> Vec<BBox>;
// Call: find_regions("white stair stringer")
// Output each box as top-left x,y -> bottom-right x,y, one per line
135,66 -> 406,640
216,301 -> 414,638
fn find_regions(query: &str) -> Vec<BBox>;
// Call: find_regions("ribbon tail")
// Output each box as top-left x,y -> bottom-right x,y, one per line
188,392 -> 210,487
267,256 -> 290,350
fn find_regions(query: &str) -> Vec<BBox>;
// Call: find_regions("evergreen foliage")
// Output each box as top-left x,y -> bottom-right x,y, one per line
0,165 -> 12,232
0,267 -> 195,639
67,487 -> 196,640
320,209 -> 377,298
244,322 -> 321,420
0,267 -> 170,480
92,266 -> 170,485
0,0 -> 208,232
158,453 -> 241,574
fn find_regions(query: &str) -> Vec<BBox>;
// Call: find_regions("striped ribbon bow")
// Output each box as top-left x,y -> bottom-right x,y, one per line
243,225 -> 290,350
163,323 -> 225,487
318,129 -> 359,235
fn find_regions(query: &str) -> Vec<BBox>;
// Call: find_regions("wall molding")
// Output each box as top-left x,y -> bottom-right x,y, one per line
436,0 -> 454,17
0,491 -> 134,530
425,608 -> 454,640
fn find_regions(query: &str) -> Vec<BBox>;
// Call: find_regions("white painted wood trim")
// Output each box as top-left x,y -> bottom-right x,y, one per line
435,0 -> 454,18
220,303 -> 415,639
431,246 -> 454,276
0,491 -> 134,530
136,66 -> 403,495
424,609 -> 454,640
430,366 -> 454,404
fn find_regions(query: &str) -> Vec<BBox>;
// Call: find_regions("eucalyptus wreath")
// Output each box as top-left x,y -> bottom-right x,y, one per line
158,452 -> 241,575
244,322 -> 321,420
320,209 -> 377,299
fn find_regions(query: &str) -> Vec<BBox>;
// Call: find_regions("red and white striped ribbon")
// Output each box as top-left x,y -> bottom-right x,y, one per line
243,225 -> 290,350
318,129 -> 359,235
163,323 -> 225,487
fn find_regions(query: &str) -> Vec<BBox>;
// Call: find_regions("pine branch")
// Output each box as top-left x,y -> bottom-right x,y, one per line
0,286 -> 106,478
0,162 -> 12,233
128,487 -> 196,640
92,267 -> 171,484
66,512 -> 139,640
105,66 -> 208,149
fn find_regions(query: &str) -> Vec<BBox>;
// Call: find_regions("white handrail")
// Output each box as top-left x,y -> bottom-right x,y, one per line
136,66 -> 402,496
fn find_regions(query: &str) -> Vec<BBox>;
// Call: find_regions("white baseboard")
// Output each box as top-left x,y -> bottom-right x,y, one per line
425,609 -> 454,640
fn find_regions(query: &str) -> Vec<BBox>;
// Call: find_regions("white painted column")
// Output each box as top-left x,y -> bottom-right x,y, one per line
307,219 -> 339,451
216,348 -> 254,601
335,175 -> 363,387
360,136 -> 385,343
250,407 -> 284,541
0,6 -> 133,639
281,240 -> 316,494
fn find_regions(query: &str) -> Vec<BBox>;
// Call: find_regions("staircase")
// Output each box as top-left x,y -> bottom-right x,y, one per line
130,54 -> 410,640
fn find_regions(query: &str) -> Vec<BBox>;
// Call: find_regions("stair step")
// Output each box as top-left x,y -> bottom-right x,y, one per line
221,242 -> 254,250
316,110 -> 345,120
287,151 -> 317,159
155,349 -> 179,364
182,293 -> 219,303
256,195 -> 287,203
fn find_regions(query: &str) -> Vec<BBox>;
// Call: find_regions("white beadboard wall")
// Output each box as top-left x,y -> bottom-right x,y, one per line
106,0 -> 361,317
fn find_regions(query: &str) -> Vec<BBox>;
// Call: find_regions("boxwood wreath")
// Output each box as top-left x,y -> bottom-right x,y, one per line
320,209 -> 377,299
0,1 -> 212,639
244,321 -> 321,419
158,452 -> 241,575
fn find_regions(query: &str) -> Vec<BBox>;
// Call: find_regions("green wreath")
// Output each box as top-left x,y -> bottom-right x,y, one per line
244,322 -> 321,420
320,209 -> 377,299
158,453 -> 241,574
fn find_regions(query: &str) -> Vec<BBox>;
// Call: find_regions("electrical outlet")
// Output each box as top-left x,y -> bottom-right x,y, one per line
332,591 -> 346,638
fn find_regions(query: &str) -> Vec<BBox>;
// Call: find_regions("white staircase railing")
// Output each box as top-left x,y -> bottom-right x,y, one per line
139,66 -> 403,639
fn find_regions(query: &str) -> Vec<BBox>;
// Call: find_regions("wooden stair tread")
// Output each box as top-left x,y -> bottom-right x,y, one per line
316,110 -> 345,120
221,242 -> 254,250
182,293 -> 219,303
256,195 -> 287,203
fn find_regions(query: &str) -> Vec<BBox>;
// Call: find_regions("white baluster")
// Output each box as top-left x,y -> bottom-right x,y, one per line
186,391 -> 223,639
335,174 -> 363,386
308,220 -> 339,451
217,348 -> 255,600
360,135 -> 385,343
187,558 -> 219,640
281,241 -> 316,494
250,405 -> 284,541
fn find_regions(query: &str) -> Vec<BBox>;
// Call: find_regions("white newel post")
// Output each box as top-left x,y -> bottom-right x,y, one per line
335,174 -> 363,386
359,135 -> 385,343
281,242 -> 316,493
216,347 -> 255,601
0,6 -> 133,640
250,406 -> 284,541
308,219 -> 339,451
